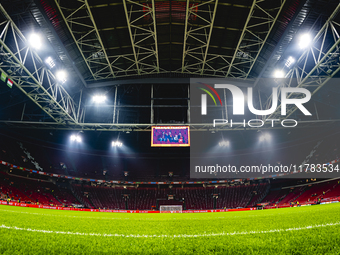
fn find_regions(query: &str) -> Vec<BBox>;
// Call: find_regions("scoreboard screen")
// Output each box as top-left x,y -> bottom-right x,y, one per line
151,126 -> 190,147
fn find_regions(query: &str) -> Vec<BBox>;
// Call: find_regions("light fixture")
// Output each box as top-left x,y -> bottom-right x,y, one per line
259,133 -> 271,142
45,57 -> 55,68
298,33 -> 312,49
219,140 -> 230,147
56,70 -> 67,84
112,141 -> 123,147
273,69 -> 285,78
285,56 -> 295,68
70,134 -> 82,143
28,33 -> 42,50
93,95 -> 107,104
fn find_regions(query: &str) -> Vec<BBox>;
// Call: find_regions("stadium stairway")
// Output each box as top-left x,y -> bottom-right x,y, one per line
52,193 -> 63,205
247,184 -> 270,207
71,185 -> 95,209
261,188 -> 286,206
324,181 -> 340,198
290,186 -> 308,203
276,187 -> 305,206
258,185 -> 271,203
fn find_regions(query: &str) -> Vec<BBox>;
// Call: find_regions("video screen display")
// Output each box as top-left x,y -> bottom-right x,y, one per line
151,126 -> 190,147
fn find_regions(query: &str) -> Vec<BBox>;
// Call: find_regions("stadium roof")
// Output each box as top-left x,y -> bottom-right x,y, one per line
0,0 -> 340,132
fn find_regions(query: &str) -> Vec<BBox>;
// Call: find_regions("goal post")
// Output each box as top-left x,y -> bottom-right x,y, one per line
159,205 -> 183,213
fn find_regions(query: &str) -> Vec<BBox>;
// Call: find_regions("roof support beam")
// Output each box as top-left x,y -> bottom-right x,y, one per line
98,22 -> 242,32
180,0 -> 286,77
252,0 -> 307,87
225,0 -> 286,78
123,0 -> 160,75
54,0 -> 136,81
200,0 -> 218,75
33,0 -> 88,88
88,1 -> 251,10
0,4 -> 79,124
181,0 -> 219,74
84,0 -> 116,79
0,119 -> 338,132
225,0 -> 257,77
264,3 -> 340,120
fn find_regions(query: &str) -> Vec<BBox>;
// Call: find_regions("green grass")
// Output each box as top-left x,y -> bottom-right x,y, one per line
0,203 -> 340,254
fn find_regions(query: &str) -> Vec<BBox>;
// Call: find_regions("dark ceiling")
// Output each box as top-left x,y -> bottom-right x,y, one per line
0,0 -> 340,129
3,0 -> 339,86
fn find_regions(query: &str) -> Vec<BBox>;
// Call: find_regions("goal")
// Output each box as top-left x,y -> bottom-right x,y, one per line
159,205 -> 183,213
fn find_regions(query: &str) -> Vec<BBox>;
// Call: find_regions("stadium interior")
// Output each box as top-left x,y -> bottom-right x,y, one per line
0,0 -> 340,210
0,0 -> 340,253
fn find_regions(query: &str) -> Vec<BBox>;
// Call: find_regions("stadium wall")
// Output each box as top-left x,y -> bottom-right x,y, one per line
0,201 -> 256,213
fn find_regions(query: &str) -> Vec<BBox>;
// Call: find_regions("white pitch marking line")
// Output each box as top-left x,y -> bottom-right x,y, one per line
0,222 -> 339,238
0,207 -> 256,220
0,208 -> 203,221
0,208 -> 275,220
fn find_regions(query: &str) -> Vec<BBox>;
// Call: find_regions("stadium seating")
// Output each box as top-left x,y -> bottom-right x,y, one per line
1,132 -> 340,210
261,189 -> 287,205
1,168 -> 340,210
0,172 -> 34,204
0,172 -> 79,207
291,180 -> 340,204
276,186 -> 306,206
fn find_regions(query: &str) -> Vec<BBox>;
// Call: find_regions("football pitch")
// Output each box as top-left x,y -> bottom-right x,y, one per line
0,203 -> 340,254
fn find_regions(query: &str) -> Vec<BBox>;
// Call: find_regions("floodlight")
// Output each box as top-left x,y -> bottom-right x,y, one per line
70,134 -> 82,143
273,69 -> 285,78
285,56 -> 295,68
45,57 -> 55,68
259,133 -> 271,142
112,141 -> 123,147
56,70 -> 67,83
219,140 -> 230,147
264,133 -> 271,140
93,95 -> 107,104
298,33 -> 312,49
28,33 -> 42,50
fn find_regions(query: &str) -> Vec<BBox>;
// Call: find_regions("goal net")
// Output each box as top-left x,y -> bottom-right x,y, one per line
159,205 -> 183,213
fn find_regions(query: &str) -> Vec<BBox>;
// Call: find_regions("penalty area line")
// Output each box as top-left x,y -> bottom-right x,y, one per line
0,222 -> 340,238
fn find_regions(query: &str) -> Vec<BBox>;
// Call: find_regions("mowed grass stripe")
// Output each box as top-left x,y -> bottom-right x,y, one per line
1,221 -> 340,238
1,203 -> 340,254
1,204 -> 340,234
